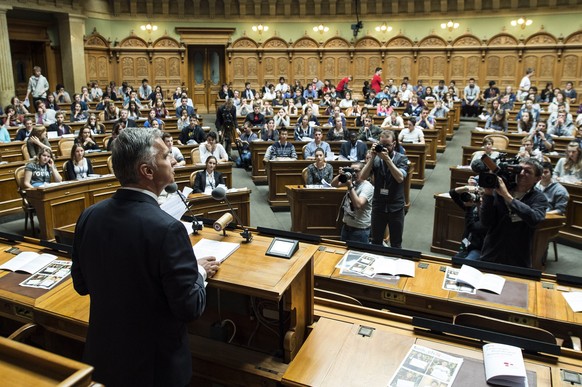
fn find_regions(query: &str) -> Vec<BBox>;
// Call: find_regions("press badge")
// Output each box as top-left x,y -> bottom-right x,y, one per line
380,188 -> 389,196
509,213 -> 523,223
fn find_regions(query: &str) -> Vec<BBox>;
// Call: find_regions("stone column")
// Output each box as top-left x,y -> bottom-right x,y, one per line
0,5 -> 15,108
58,13 -> 87,94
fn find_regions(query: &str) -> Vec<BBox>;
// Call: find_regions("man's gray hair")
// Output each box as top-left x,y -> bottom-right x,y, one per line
112,127 -> 161,185
521,157 -> 543,177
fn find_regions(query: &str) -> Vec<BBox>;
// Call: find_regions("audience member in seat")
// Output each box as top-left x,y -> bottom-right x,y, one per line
305,147 -> 333,185
553,141 -> 582,183
27,126 -> 51,158
66,143 -> 94,180
536,161 -> 569,215
192,155 -> 225,194
199,131 -> 229,164
76,127 -> 101,151
24,148 -> 62,188
264,128 -> 297,161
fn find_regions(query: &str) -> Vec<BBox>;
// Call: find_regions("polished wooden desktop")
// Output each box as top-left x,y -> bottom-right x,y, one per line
286,185 -> 346,239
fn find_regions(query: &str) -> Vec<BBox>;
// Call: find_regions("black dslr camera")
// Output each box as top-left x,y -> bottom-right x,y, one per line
374,144 -> 385,153
338,167 -> 355,183
478,154 -> 522,190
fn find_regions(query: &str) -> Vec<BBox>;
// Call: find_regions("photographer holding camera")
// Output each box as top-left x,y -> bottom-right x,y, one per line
331,163 -> 374,243
449,178 -> 486,260
479,158 -> 548,268
360,130 -> 409,248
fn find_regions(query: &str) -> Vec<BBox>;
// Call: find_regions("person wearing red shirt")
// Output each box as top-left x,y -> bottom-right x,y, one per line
371,67 -> 383,93
336,75 -> 352,98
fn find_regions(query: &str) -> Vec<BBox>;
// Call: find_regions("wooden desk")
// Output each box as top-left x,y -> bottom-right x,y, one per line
430,193 -> 566,270
187,189 -> 251,226
470,129 -> 574,153
283,316 -> 557,387
560,182 -> 582,246
0,161 -> 24,216
286,186 -> 345,239
26,176 -> 120,240
0,336 -> 93,386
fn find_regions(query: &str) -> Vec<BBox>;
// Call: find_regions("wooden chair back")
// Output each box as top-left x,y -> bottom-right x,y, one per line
189,171 -> 201,187
21,144 -> 30,161
301,167 -> 309,184
103,135 -> 112,150
484,134 -> 509,150
107,155 -> 114,174
190,148 -> 200,164
58,138 -> 75,157
62,160 -> 70,180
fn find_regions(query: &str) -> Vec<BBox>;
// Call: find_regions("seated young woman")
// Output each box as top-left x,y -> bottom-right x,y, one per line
65,143 -> 95,180
23,148 -> 62,188
305,147 -> 333,185
192,156 -> 226,194
76,127 -> 101,151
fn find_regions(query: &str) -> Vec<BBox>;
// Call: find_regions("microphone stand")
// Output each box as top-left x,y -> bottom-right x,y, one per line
176,190 -> 203,234
212,188 -> 252,243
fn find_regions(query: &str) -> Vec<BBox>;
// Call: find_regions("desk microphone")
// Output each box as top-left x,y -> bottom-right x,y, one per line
165,183 -> 203,234
211,187 -> 252,243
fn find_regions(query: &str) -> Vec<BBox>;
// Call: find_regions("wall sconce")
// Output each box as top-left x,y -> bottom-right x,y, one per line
375,23 -> 393,33
140,23 -> 158,33
440,20 -> 459,32
313,24 -> 329,34
251,24 -> 269,35
510,17 -> 533,29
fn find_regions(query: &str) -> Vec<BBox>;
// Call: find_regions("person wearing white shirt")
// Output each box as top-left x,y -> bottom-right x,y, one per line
398,120 -> 425,144
199,131 -> 229,164
518,68 -> 535,101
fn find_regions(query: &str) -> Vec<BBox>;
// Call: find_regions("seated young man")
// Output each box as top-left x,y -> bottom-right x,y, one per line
263,128 -> 297,161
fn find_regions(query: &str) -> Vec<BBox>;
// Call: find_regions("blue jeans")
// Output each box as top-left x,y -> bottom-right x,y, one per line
465,249 -> 481,260
341,224 -> 370,244
235,151 -> 251,167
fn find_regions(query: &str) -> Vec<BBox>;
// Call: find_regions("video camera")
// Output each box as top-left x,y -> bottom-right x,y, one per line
338,167 -> 356,183
478,154 -> 522,190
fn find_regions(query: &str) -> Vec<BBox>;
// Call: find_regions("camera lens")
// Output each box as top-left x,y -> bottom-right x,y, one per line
375,144 -> 384,153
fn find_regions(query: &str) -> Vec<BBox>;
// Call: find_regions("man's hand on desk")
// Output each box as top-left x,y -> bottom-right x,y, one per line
199,256 -> 220,278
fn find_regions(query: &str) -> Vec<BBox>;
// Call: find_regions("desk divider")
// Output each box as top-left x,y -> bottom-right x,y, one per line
556,273 -> 582,287
347,240 -> 421,260
257,226 -> 322,244
0,231 -> 25,243
412,316 -> 561,356
452,257 -> 542,280
38,240 -> 72,255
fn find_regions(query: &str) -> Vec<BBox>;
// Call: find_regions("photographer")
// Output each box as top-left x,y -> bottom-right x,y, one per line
479,158 -> 548,268
216,98 -> 237,155
449,178 -> 486,260
332,163 -> 374,243
360,130 -> 409,248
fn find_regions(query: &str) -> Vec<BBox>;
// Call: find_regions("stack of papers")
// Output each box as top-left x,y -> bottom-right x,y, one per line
336,250 -> 415,278
193,238 -> 240,263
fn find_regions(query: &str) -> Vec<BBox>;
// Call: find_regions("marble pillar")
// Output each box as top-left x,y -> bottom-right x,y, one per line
0,5 -> 15,108
58,13 -> 87,94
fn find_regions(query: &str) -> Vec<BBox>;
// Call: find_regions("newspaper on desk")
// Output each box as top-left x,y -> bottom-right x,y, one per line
20,260 -> 72,290
388,344 -> 463,387
442,266 -> 477,294
335,250 -> 415,279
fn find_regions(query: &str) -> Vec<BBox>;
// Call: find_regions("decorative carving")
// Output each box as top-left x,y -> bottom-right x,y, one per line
307,58 -> 318,76
88,57 -> 97,78
247,57 -> 257,77
386,57 -> 398,76
488,34 -> 518,46
294,58 -> 305,76
355,38 -> 381,48
324,57 -> 335,75
467,56 -> 479,76
232,38 -> 258,48
368,57 -> 381,74
526,33 -> 557,45
540,55 -> 555,77
120,37 -> 147,48
265,57 -> 275,75
277,57 -> 288,74
563,55 -> 578,78
233,58 -> 244,77
98,57 -> 108,78
487,56 -> 500,77
419,37 -> 446,47
524,56 -> 537,72
294,38 -> 318,48
264,38 -> 288,48
154,58 -> 166,77
565,32 -> 582,44
324,38 -> 349,48
154,37 -> 180,48
338,57 -> 348,75
452,57 -> 464,76
453,36 -> 481,47
433,56 -> 445,77
355,57 -> 366,77
122,57 -> 134,77
86,36 -> 108,48
418,57 -> 430,76
503,56 -> 517,77
169,58 -> 180,77
388,37 -> 413,47
136,57 -> 148,77
401,57 -> 412,78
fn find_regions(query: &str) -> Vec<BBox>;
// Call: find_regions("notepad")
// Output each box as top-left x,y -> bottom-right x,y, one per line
562,291 -> 582,312
456,264 -> 506,295
193,238 -> 240,263
0,252 -> 57,274
483,343 -> 527,386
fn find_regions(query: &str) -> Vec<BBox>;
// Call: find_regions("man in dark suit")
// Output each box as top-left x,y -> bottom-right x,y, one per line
242,81 -> 256,100
72,127 -> 219,387
340,131 -> 368,161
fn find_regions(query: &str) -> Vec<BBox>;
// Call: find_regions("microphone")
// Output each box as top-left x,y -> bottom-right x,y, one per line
210,187 -> 252,243
213,213 -> 234,232
165,183 -> 203,234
